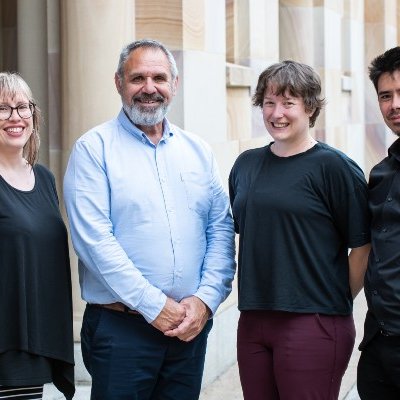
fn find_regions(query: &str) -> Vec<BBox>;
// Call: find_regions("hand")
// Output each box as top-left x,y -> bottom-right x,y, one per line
164,296 -> 210,342
151,297 -> 186,333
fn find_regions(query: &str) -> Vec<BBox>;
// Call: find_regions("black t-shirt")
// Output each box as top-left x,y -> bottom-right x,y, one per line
0,164 -> 74,398
361,137 -> 400,343
229,142 -> 370,315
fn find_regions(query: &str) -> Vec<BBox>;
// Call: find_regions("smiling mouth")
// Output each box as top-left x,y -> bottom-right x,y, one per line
4,127 -> 24,135
271,122 -> 289,128
137,99 -> 160,104
134,93 -> 165,105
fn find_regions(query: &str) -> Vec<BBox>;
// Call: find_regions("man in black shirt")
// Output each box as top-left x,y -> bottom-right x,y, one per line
357,46 -> 400,399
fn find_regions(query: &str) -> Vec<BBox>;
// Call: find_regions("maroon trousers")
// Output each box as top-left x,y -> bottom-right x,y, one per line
237,310 -> 355,400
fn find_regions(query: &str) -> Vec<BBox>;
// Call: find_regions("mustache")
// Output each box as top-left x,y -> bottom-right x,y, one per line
132,93 -> 165,103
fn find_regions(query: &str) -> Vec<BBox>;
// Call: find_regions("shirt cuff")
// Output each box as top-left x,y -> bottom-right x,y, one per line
193,289 -> 220,318
135,289 -> 167,323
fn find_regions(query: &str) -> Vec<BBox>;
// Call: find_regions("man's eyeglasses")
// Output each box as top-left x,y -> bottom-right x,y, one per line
0,103 -> 35,121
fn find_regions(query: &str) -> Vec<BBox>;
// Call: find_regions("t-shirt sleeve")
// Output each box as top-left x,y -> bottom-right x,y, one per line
323,155 -> 371,248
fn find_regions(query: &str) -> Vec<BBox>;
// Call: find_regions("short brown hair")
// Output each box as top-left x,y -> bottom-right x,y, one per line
0,72 -> 40,165
253,60 -> 325,128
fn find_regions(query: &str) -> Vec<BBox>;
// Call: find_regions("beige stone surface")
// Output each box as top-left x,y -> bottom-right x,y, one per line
280,0 -> 314,7
248,0 -> 279,62
227,87 -> 252,141
364,0 -> 385,23
136,0 -> 183,48
61,0 -> 133,149
398,4 -> 400,43
183,0 -> 205,50
279,5 -> 315,64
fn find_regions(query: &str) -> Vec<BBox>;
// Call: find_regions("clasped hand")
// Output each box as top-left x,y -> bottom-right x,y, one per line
151,296 -> 210,342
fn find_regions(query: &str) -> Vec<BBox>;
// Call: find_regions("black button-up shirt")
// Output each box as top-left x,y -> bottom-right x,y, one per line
364,137 -> 400,336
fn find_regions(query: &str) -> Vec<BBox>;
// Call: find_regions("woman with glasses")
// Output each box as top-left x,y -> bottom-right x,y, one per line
0,72 -> 74,399
229,61 -> 371,399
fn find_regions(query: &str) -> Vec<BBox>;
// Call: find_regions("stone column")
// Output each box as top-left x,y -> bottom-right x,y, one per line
60,0 -> 136,385
342,1 -> 366,170
60,0 -> 135,340
226,0 -> 279,145
17,0 -> 49,165
47,0 -> 63,185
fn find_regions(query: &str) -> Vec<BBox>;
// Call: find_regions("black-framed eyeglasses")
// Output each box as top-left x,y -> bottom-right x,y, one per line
0,102 -> 35,120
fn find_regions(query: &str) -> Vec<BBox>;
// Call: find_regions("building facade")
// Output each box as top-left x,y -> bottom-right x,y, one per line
1,0 -> 399,387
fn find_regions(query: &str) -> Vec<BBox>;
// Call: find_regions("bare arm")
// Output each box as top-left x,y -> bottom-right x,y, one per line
348,243 -> 371,299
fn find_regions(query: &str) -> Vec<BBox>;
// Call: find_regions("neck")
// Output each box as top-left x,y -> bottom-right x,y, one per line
271,135 -> 316,157
0,149 -> 27,170
137,122 -> 164,145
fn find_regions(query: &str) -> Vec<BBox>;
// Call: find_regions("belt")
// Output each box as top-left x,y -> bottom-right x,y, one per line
91,302 -> 140,315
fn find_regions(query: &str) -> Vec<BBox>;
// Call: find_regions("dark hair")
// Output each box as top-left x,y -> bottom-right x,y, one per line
253,60 -> 325,128
369,46 -> 400,92
0,72 -> 40,165
116,38 -> 178,81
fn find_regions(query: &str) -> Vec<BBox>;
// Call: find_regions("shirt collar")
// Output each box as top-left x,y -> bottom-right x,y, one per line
388,137 -> 400,162
117,109 -> 174,144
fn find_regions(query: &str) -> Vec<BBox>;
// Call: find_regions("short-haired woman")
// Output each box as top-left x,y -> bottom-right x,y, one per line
0,72 -> 74,399
229,61 -> 371,400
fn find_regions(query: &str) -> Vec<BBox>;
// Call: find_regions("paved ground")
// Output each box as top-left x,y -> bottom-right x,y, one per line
43,294 -> 367,399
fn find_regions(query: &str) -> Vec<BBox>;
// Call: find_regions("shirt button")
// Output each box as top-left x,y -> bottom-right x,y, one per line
375,257 -> 381,262
373,290 -> 378,295
380,321 -> 385,326
387,196 -> 392,202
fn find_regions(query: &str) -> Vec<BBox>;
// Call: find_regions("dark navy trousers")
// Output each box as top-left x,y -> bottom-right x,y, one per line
81,304 -> 213,400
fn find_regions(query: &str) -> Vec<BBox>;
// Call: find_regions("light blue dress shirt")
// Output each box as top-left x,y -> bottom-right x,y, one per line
64,110 -> 236,323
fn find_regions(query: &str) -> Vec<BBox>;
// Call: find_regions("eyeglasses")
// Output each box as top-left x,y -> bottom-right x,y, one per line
0,103 -> 35,120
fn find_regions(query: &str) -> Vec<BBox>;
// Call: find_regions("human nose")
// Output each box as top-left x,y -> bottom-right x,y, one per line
8,107 -> 21,121
142,77 -> 157,94
271,104 -> 284,118
392,93 -> 400,110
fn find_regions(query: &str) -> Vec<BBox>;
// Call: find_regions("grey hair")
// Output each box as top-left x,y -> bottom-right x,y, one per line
116,39 -> 178,81
0,72 -> 40,165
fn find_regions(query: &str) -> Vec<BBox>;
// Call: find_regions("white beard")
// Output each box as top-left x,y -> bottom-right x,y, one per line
123,100 -> 170,126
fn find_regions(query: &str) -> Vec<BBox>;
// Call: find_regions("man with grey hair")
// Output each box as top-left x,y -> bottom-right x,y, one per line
64,39 -> 235,399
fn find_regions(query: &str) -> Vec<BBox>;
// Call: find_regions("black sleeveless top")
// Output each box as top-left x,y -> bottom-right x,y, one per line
0,164 -> 74,399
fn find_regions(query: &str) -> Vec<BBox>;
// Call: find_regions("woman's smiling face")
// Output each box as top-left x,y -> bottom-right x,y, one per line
0,95 -> 33,155
262,86 -> 313,145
